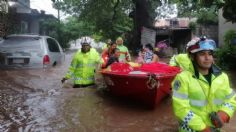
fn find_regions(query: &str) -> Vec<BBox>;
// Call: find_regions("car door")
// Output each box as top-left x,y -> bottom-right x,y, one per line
46,38 -> 64,65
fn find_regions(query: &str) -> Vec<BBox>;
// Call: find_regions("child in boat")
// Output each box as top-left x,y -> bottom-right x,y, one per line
136,44 -> 159,64
143,44 -> 159,63
135,48 -> 145,64
103,48 -> 120,69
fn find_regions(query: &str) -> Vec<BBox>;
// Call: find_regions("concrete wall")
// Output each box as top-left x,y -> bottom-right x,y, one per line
29,18 -> 40,34
195,25 -> 218,45
218,8 -> 236,47
15,0 -> 31,13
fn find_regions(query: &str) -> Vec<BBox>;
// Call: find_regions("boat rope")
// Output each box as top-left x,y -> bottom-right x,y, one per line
146,74 -> 158,90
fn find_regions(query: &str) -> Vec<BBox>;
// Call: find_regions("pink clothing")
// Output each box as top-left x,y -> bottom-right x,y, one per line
135,51 -> 144,63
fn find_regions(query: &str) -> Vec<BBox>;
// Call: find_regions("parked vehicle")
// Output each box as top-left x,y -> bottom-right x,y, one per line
0,34 -> 65,68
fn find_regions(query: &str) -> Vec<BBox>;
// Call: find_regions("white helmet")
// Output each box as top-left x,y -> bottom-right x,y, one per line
81,36 -> 92,45
188,39 -> 216,53
186,37 -> 200,51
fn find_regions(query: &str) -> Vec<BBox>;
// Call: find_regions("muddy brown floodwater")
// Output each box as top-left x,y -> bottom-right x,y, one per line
0,51 -> 235,132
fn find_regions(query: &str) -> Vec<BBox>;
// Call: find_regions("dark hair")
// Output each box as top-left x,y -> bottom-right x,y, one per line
108,40 -> 113,45
111,48 -> 119,54
145,43 -> 154,51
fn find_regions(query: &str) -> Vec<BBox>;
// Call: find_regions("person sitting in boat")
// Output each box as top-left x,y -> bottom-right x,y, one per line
103,48 -> 120,69
138,44 -> 159,64
102,39 -> 112,50
135,48 -> 145,64
101,42 -> 117,68
116,37 -> 131,62
101,41 -> 116,57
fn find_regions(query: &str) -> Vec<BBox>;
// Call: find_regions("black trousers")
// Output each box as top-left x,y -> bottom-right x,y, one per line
73,83 -> 95,88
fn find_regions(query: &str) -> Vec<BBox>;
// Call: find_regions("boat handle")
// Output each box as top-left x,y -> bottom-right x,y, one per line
146,74 -> 159,90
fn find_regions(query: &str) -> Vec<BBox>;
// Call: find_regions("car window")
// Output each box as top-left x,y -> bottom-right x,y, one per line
0,36 -> 41,49
47,38 -> 60,52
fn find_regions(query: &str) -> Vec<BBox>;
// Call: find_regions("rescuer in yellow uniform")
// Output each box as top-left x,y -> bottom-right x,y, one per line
169,37 -> 201,72
172,38 -> 236,132
61,36 -> 102,88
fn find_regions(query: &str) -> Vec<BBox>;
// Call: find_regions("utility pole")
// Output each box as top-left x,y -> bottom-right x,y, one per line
51,0 -> 60,22
57,5 -> 60,23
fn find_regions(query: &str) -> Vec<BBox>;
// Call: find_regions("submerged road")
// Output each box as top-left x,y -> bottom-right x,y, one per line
0,51 -> 235,132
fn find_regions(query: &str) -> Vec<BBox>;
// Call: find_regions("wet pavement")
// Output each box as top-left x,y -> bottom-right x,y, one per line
0,51 -> 235,132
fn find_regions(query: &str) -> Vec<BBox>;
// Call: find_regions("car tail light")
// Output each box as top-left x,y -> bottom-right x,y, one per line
43,55 -> 50,65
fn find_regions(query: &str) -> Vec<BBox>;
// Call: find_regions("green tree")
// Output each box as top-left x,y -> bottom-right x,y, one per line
198,0 -> 235,23
196,8 -> 218,25
222,0 -> 236,23
52,0 -> 160,51
41,16 -> 95,48
215,30 -> 236,70
50,0 -> 236,51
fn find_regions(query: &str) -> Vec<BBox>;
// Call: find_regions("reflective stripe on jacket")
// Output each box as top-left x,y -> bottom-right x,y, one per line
172,66 -> 236,131
65,48 -> 102,85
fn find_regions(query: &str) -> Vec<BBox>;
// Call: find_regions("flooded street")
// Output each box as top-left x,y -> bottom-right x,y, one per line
0,51 -> 235,132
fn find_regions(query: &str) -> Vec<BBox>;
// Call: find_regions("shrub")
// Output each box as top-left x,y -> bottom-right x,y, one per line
189,22 -> 197,32
215,30 -> 236,70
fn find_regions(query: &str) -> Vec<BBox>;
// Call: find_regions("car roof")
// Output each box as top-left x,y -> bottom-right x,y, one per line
6,34 -> 51,39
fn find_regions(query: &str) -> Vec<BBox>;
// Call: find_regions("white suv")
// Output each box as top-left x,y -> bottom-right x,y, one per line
0,34 -> 65,68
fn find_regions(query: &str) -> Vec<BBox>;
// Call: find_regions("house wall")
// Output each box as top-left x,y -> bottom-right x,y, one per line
29,18 -> 40,34
5,0 -> 56,36
218,8 -> 236,47
14,0 -> 31,13
18,0 -> 30,7
195,25 -> 218,45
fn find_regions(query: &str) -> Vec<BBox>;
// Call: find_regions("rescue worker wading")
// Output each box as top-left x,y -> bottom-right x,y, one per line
172,38 -> 236,132
61,36 -> 102,88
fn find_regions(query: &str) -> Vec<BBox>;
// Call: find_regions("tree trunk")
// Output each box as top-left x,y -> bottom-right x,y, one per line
129,0 -> 153,54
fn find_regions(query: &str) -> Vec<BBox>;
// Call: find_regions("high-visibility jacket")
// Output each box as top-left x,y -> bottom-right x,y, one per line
169,53 -> 193,72
172,65 -> 236,132
117,44 -> 131,62
65,48 -> 102,85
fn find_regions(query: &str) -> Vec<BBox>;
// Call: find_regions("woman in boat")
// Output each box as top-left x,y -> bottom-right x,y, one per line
101,42 -> 119,68
135,48 -> 145,64
138,43 -> 159,64
103,48 -> 120,68
101,41 -> 117,58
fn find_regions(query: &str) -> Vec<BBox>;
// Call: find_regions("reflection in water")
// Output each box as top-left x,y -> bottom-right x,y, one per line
0,53 -> 236,132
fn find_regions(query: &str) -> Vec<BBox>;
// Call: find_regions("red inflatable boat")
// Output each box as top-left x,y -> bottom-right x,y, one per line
101,63 -> 180,108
